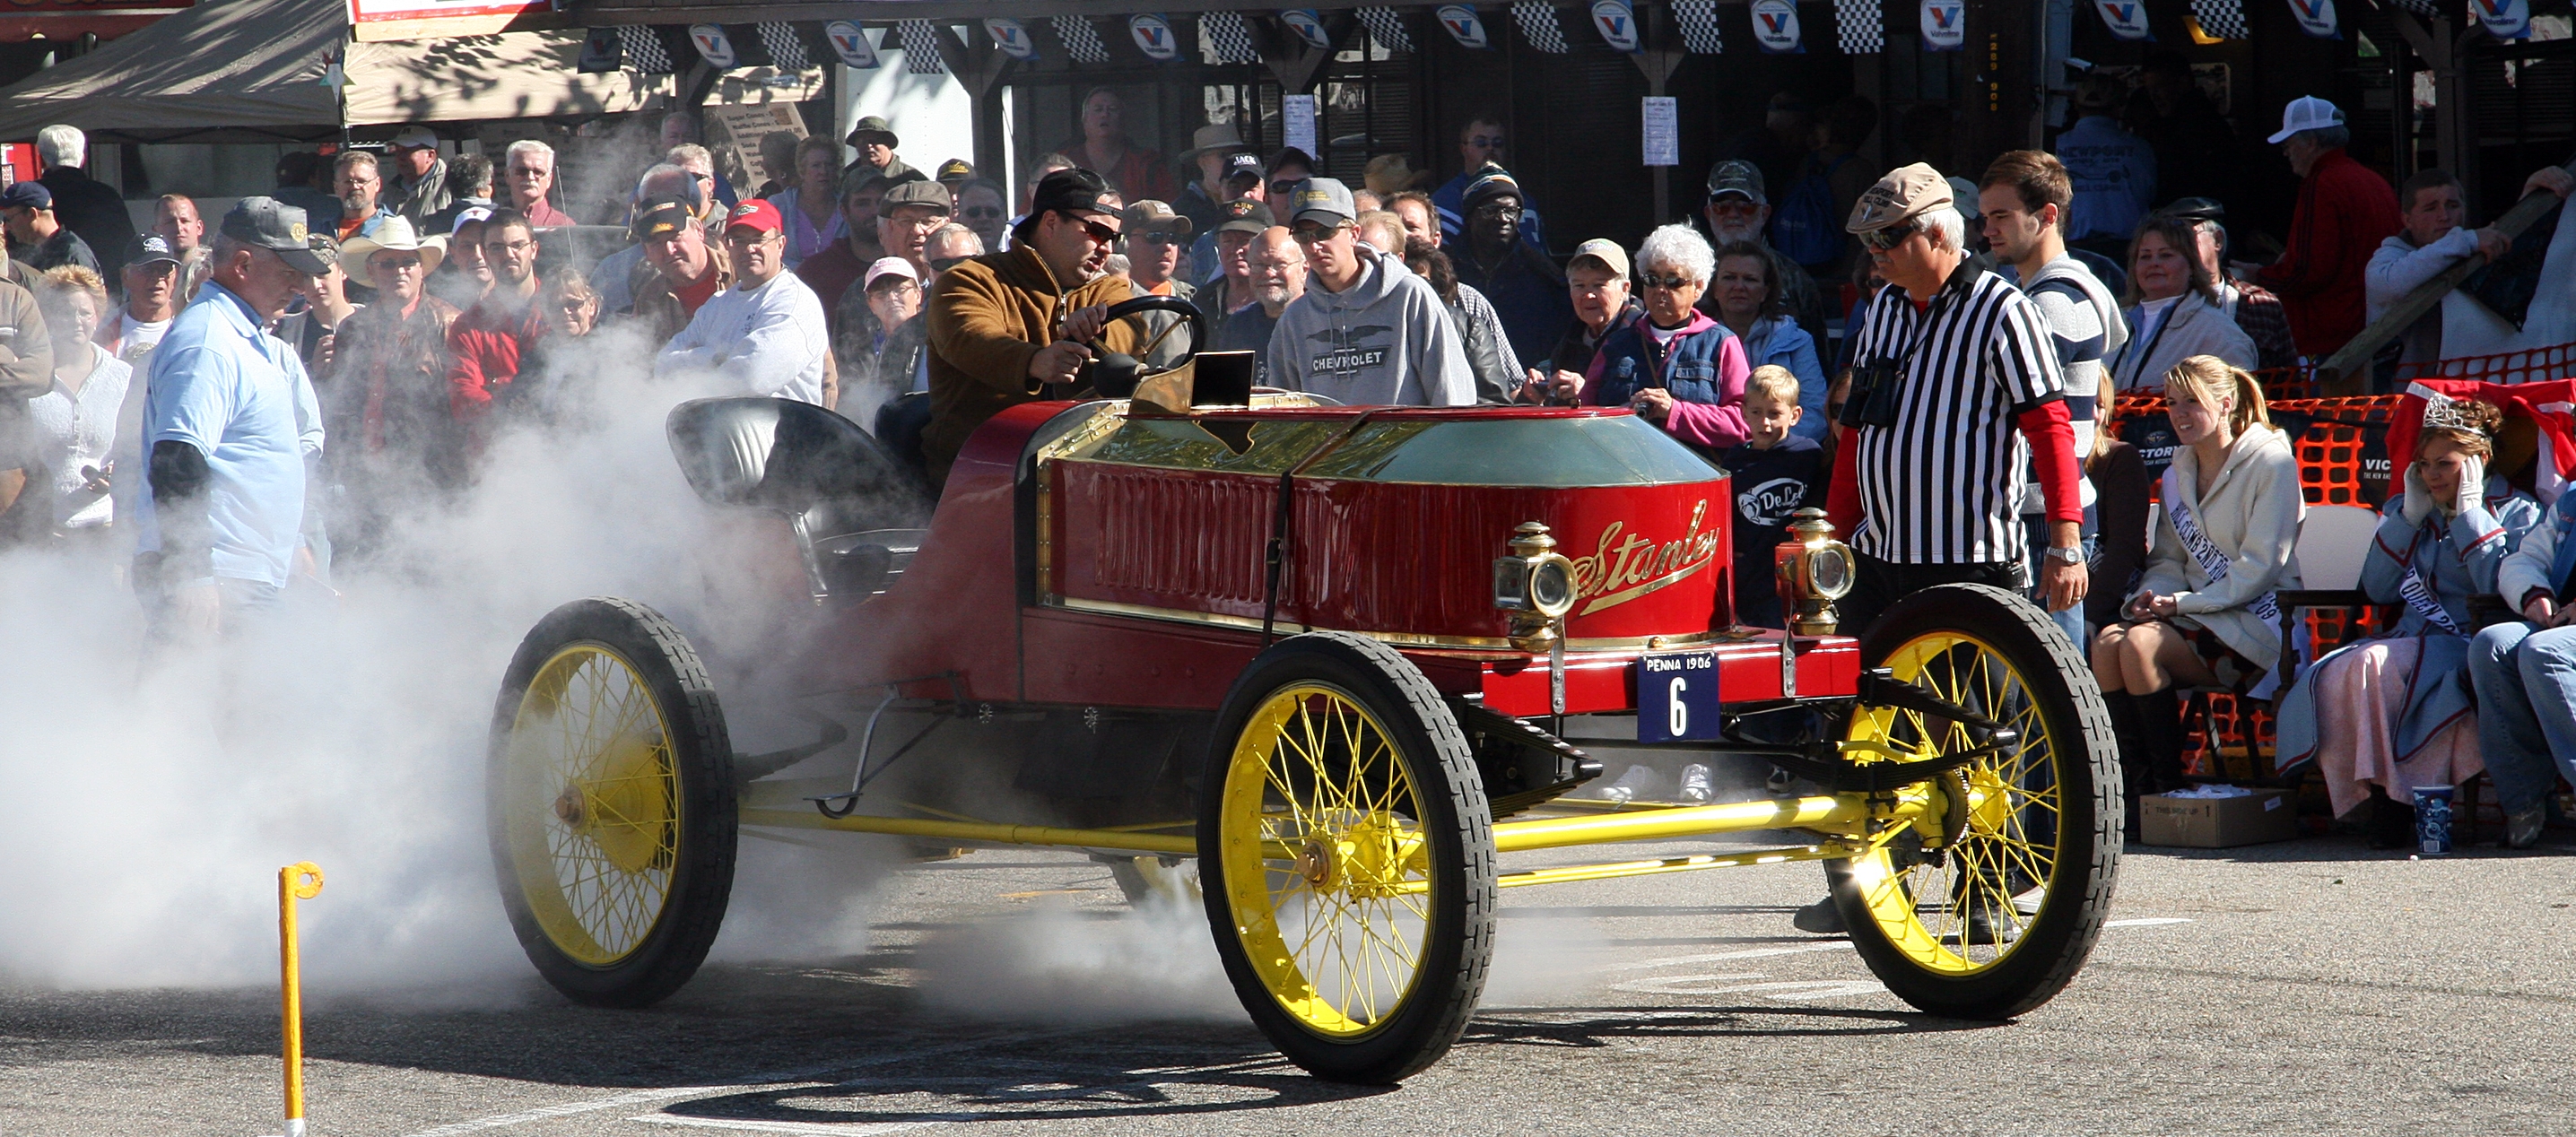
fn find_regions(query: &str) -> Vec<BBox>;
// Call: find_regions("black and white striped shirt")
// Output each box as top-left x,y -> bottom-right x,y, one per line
1848,265 -> 2067,564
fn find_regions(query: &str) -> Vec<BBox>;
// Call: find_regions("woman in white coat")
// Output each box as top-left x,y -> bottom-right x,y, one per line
2108,215 -> 2259,393
2093,355 -> 2305,821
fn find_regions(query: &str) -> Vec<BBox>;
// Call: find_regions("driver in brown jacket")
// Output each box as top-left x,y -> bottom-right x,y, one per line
921,168 -> 1140,488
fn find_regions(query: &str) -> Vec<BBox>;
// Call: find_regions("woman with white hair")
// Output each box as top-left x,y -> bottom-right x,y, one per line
1580,223 -> 1752,453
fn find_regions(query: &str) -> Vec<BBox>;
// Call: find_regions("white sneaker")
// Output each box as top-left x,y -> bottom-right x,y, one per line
1678,763 -> 1714,803
1594,763 -> 1660,803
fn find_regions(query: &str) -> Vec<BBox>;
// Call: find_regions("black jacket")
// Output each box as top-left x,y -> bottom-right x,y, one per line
38,167 -> 135,279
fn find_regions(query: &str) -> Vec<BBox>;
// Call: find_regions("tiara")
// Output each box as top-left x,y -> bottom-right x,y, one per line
2420,390 -> 2497,440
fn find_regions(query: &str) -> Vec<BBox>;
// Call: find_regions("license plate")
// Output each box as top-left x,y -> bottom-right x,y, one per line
1638,649 -> 1723,742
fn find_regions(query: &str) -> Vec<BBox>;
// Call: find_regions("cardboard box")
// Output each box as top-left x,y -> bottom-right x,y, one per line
2137,789 -> 2300,848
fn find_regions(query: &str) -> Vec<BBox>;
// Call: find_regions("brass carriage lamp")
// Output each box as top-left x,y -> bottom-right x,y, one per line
1493,521 -> 1579,652
1773,508 -> 1855,637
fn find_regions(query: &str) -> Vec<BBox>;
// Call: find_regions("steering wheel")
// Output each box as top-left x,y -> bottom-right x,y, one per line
1079,295 -> 1206,398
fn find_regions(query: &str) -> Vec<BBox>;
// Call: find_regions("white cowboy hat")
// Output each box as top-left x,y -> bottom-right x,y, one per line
339,215 -> 446,277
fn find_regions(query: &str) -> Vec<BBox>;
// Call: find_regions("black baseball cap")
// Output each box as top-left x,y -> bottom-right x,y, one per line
1027,167 -> 1115,219
125,232 -> 182,267
631,195 -> 696,240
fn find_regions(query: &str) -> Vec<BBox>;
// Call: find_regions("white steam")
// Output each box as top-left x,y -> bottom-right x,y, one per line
0,320 -> 881,997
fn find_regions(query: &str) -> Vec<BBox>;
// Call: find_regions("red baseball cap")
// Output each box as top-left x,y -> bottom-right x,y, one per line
725,198 -> 784,236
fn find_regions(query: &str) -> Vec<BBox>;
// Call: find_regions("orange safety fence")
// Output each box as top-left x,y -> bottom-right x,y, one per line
2394,341 -> 2576,388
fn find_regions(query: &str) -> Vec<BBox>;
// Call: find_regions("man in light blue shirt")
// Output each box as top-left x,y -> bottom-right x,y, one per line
138,197 -> 328,638
2052,77 -> 2157,253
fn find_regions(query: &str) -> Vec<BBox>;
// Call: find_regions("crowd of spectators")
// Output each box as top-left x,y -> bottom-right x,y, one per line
1,79 -> 2572,847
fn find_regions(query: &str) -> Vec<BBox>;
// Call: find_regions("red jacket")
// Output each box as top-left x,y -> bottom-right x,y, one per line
2256,148 -> 2399,359
448,288 -> 548,421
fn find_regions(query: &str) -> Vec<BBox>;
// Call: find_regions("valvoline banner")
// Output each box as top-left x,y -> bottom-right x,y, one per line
824,21 -> 880,69
1280,8 -> 1335,48
1750,0 -> 1804,52
1589,0 -> 1641,52
1437,4 -> 1492,48
1128,13 -> 1179,60
1920,0 -> 1964,50
2474,0 -> 2531,39
2093,0 -> 2154,40
2284,0 -> 2339,39
982,18 -> 1038,59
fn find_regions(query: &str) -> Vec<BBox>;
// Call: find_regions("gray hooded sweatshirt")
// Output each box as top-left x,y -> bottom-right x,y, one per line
1265,247 -> 1475,406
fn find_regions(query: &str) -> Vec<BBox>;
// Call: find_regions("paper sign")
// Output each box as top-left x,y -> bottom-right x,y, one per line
2284,0 -> 2338,39
1283,94 -> 1318,157
1642,97 -> 1677,167
1921,0 -> 1965,50
703,102 -> 805,190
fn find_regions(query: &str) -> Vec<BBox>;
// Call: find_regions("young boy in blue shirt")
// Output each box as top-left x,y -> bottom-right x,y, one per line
1722,366 -> 1830,629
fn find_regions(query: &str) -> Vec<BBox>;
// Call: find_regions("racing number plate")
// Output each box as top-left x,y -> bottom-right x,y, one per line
1638,649 -> 1722,742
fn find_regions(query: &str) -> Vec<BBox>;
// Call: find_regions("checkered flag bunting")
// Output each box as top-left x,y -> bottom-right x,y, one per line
2189,0 -> 2250,39
755,22 -> 809,70
1671,0 -> 1724,52
618,25 -> 674,74
1513,1 -> 1571,52
1833,0 -> 1884,52
2388,0 -> 2443,15
1199,12 -> 1263,63
1356,6 -> 1415,52
896,20 -> 946,73
1053,15 -> 1110,64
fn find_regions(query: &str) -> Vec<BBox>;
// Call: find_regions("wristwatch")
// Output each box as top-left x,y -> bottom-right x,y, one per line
2043,545 -> 2085,566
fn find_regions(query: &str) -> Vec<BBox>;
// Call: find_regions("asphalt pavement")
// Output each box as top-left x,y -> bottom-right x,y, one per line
7,830 -> 2576,1136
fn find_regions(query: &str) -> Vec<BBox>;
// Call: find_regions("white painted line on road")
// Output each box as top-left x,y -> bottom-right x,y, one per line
401,1034 -> 1074,1137
1598,941 -> 1857,972
2103,917 -> 2195,927
634,1116 -> 948,1135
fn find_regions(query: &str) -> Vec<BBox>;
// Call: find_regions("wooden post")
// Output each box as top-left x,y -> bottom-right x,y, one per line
2389,11 -> 2472,202
933,22 -> 1014,184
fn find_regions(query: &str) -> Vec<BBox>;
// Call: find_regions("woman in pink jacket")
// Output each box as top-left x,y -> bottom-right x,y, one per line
1581,224 -> 1752,455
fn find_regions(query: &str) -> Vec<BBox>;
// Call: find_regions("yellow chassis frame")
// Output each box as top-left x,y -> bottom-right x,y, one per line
738,780 -> 1953,890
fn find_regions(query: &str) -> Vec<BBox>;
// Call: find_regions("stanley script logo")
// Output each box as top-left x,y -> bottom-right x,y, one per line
1571,499 -> 1720,615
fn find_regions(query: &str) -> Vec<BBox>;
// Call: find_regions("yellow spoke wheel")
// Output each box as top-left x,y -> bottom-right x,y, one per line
1831,584 -> 2120,1020
490,598 -> 736,1008
1201,633 -> 1495,1085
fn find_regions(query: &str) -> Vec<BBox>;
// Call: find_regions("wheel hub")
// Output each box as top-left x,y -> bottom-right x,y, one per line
1294,839 -> 1336,888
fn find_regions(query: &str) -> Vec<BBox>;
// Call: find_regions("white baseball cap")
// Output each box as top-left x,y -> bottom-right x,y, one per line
862,256 -> 919,291
2267,96 -> 2345,145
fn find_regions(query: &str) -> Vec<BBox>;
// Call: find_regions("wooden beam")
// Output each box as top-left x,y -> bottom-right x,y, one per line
930,22 -> 1015,184
1254,11 -> 1343,94
2314,154 -> 2576,390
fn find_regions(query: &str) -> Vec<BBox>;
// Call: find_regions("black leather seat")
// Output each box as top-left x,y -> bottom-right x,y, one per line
666,397 -> 931,603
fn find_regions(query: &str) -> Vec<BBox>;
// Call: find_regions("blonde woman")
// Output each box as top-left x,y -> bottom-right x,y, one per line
2092,356 -> 2304,821
2278,396 -> 2540,844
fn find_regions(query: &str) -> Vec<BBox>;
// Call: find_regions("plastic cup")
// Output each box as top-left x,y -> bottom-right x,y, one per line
2413,785 -> 2456,855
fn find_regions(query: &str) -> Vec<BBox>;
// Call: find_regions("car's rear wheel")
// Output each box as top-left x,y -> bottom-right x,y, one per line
1828,584 -> 2120,1020
489,597 -> 735,1007
1199,632 -> 1495,1084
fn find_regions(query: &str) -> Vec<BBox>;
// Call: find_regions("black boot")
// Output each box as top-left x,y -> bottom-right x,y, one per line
2102,690 -> 2148,833
2138,689 -> 2189,794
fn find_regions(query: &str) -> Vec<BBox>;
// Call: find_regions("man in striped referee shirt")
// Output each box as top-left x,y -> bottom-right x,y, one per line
1798,164 -> 2087,937
1821,164 -> 2086,634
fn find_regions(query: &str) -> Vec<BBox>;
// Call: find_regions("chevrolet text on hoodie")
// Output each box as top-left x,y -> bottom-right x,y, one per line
1264,247 -> 1476,406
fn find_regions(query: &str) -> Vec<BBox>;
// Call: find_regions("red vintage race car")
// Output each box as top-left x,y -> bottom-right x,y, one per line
487,343 -> 2121,1084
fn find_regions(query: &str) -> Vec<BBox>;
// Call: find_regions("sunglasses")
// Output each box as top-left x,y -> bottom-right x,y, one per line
1059,213 -> 1119,244
1858,221 -> 1921,253
962,206 -> 1004,219
1269,179 -> 1306,198
1638,273 -> 1693,291
929,256 -> 970,273
1291,222 -> 1347,243
1471,202 -> 1522,220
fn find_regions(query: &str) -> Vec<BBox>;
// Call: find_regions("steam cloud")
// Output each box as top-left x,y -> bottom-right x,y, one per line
0,321 -> 880,998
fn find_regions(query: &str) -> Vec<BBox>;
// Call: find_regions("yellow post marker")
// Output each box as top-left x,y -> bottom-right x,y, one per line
278,862 -> 325,1137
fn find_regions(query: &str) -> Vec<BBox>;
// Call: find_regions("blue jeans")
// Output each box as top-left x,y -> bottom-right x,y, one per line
2467,621 -> 2576,815
2024,514 -> 2094,651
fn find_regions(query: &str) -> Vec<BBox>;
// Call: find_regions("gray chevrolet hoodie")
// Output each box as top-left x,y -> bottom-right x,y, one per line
1265,246 -> 1475,406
